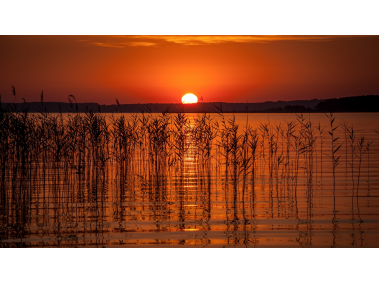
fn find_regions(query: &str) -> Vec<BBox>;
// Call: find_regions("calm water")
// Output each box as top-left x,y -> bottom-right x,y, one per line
1,112 -> 379,247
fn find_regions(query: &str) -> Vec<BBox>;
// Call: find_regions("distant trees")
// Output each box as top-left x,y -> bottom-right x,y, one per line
315,95 -> 379,112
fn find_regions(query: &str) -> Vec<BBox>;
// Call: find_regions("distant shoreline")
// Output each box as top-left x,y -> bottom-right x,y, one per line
2,95 -> 379,113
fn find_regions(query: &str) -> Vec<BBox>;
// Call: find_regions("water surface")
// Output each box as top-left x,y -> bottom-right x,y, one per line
1,112 -> 378,247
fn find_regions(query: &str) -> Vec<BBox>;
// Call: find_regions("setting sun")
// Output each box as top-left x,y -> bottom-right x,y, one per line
182,93 -> 198,104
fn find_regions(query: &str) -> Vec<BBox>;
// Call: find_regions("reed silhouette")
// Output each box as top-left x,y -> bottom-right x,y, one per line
0,92 -> 378,247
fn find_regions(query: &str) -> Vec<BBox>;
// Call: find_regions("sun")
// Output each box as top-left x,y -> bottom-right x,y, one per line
182,93 -> 198,104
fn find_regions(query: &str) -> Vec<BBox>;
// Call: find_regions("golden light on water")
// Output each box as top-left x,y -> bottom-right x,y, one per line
182,93 -> 198,104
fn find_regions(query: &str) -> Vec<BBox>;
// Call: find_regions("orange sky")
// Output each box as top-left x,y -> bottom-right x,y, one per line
1,35 -> 379,104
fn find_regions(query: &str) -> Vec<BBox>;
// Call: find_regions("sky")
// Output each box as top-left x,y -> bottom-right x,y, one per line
1,35 -> 379,104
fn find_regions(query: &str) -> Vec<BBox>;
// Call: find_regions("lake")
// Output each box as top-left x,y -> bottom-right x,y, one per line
0,112 -> 378,247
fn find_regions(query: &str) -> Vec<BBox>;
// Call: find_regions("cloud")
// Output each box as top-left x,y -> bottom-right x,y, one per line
92,41 -> 156,48
89,35 -> 368,48
134,35 -> 363,45
127,42 -> 156,47
93,42 -> 125,48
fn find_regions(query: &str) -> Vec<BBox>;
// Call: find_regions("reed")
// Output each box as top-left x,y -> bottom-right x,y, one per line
325,113 -> 342,217
0,93 -> 377,247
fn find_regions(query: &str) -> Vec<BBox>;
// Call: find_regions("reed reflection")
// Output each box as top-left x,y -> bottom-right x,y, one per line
0,105 -> 379,247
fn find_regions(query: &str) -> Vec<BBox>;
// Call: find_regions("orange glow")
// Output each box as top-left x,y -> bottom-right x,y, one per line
1,36 -> 379,104
182,93 -> 198,104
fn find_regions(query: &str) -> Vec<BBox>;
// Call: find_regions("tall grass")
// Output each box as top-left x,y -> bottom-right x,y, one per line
0,97 -> 377,247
